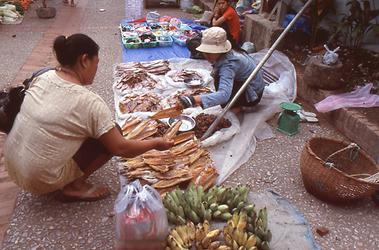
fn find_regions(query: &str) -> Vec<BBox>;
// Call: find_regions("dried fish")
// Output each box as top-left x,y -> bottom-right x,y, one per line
119,115 -> 218,194
189,148 -> 205,164
150,106 -> 183,120
153,174 -> 193,189
143,150 -> 173,159
122,117 -> 142,135
193,167 -> 218,190
154,167 -> 190,180
173,131 -> 195,145
125,119 -> 151,139
148,164 -> 171,173
143,157 -> 174,166
171,140 -> 198,155
119,93 -> 162,113
170,69 -> 203,85
164,120 -> 182,139
115,69 -> 157,90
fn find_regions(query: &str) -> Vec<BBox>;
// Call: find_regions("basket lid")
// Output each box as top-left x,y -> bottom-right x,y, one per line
280,102 -> 302,111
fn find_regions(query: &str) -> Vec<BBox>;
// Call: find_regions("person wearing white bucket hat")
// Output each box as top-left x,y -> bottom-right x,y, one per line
179,27 -> 265,112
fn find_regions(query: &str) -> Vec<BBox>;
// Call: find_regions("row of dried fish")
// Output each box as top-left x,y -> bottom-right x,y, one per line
170,69 -> 203,84
119,93 -> 162,113
119,116 -> 219,194
115,69 -> 157,91
115,60 -> 171,77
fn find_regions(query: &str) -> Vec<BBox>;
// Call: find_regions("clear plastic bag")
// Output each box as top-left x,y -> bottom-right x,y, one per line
115,180 -> 168,249
146,11 -> 160,24
322,45 -> 340,65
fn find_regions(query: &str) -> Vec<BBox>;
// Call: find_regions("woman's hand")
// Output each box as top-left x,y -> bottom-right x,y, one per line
178,95 -> 196,109
213,7 -> 221,19
153,138 -> 174,151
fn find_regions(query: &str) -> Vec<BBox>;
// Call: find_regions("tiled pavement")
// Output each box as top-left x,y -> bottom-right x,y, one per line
1,1 -> 379,249
0,0 -> 88,244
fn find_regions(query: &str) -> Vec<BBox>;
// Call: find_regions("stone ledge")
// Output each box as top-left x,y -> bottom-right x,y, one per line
297,67 -> 379,164
194,0 -> 214,11
243,14 -> 284,51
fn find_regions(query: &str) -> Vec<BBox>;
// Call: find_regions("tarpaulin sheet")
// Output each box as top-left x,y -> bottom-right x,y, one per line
120,19 -> 206,63
122,43 -> 190,62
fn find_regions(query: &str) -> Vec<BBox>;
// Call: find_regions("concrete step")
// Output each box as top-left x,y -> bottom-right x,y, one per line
297,66 -> 379,164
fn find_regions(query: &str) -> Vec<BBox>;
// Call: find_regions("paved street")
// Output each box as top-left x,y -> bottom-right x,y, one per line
0,0 -> 378,249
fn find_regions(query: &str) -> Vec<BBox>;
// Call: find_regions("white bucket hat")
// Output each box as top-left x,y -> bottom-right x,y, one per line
196,27 -> 232,54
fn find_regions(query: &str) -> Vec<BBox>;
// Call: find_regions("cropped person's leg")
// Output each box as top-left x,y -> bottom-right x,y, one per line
61,125 -> 121,201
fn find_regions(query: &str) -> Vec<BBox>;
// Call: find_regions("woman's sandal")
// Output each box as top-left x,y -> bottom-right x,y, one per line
58,185 -> 111,202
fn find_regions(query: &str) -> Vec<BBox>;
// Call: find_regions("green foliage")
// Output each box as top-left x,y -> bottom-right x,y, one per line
0,1 -> 24,15
330,0 -> 379,48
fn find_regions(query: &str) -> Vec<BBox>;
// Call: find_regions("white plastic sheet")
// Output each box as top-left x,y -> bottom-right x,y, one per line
112,51 -> 297,185
250,190 -> 321,250
210,190 -> 321,250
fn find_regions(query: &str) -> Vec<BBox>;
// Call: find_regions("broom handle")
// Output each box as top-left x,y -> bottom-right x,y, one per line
201,0 -> 315,140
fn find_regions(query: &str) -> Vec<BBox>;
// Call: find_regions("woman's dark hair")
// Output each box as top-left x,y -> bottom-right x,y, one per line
53,33 -> 99,67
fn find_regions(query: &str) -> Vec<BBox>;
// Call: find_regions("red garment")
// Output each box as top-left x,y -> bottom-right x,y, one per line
222,6 -> 241,44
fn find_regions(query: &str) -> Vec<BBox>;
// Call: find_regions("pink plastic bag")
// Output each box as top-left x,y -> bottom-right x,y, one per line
315,83 -> 379,112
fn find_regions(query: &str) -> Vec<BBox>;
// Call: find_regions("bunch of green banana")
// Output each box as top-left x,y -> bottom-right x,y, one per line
164,184 -> 212,225
204,185 -> 251,219
245,207 -> 271,250
205,185 -> 249,206
165,221 -> 196,250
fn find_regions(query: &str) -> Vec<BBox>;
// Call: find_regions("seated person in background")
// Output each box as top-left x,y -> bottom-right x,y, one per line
179,27 -> 264,113
4,33 -> 173,202
212,0 -> 241,48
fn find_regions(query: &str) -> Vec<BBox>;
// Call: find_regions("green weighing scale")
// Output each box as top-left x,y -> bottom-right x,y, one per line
277,102 -> 302,136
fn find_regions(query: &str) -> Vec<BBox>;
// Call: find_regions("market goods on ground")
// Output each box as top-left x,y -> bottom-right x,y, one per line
120,117 -> 219,194
194,113 -> 232,139
119,93 -> 162,113
164,184 -> 272,250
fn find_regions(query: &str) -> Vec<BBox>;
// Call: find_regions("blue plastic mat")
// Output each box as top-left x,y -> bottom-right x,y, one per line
122,42 -> 190,62
120,19 -> 206,62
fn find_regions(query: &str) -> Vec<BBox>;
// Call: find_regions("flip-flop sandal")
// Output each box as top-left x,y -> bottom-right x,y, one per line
299,109 -> 317,118
298,112 -> 319,123
58,185 -> 111,203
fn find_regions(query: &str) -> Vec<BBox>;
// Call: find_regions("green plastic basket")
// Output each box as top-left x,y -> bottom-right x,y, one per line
122,37 -> 141,49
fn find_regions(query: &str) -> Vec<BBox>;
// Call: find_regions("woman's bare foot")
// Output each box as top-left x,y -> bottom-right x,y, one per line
60,181 -> 110,202
70,0 -> 76,7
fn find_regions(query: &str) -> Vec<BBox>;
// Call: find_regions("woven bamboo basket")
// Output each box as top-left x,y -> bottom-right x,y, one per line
300,137 -> 379,204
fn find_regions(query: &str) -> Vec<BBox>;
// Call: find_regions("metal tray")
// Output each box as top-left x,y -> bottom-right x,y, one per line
168,115 -> 196,132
